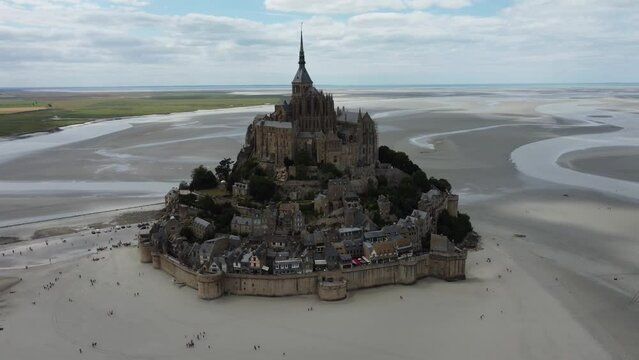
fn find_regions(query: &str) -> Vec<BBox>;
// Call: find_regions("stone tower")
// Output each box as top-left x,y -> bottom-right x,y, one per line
289,30 -> 337,134
292,30 -> 313,97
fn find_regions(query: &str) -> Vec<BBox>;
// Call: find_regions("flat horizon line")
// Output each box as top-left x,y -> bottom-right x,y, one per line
2,82 -> 639,92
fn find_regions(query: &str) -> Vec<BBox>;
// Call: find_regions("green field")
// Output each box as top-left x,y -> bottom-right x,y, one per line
0,91 -> 282,137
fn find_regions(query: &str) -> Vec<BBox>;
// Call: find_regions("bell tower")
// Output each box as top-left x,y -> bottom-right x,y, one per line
291,27 -> 313,97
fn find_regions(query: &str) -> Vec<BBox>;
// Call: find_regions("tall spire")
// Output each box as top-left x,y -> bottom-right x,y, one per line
292,23 -> 312,85
299,22 -> 305,66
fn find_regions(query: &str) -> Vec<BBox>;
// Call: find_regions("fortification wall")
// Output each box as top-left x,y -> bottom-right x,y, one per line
224,273 -> 317,297
138,242 -> 152,263
342,255 -> 429,290
430,252 -> 466,281
146,252 -> 451,300
343,262 -> 399,290
415,255 -> 429,278
157,255 -> 199,289
197,273 -> 224,299
317,280 -> 348,301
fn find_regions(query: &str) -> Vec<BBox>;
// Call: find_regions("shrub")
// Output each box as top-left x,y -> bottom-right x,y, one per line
189,165 -> 218,190
249,175 -> 276,203
437,211 -> 473,244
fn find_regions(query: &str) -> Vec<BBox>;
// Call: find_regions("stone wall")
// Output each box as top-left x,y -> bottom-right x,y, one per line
197,273 -> 224,300
147,252 -> 458,301
430,252 -> 466,281
156,254 -> 199,289
138,242 -> 152,263
341,255 -> 429,290
224,273 -> 317,297
317,280 -> 348,301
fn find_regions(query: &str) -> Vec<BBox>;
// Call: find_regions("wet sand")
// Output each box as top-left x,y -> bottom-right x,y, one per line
558,146 -> 639,183
0,229 -> 613,360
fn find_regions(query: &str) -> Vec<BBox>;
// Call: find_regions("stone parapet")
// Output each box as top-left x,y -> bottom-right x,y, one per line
138,242 -> 152,263
430,251 -> 466,281
398,259 -> 418,285
151,252 -> 161,269
142,252 -> 459,300
197,273 -> 224,300
317,280 -> 348,301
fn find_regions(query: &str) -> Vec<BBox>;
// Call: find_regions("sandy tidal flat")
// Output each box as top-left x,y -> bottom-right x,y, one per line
0,229 -> 612,360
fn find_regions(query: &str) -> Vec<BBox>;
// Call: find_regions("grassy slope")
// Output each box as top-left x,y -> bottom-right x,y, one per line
0,92 -> 281,137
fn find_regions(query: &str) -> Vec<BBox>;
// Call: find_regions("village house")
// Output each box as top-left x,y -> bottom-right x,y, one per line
419,188 -> 447,213
230,215 -> 266,236
313,193 -> 329,215
339,254 -> 352,269
272,252 -> 303,275
342,192 -> 361,210
266,234 -> 291,250
303,229 -> 326,253
344,208 -> 378,231
278,202 -> 305,233
327,178 -> 350,202
377,194 -> 392,220
198,237 -> 226,266
363,240 -> 397,263
192,217 -> 215,241
164,188 -> 179,212
344,238 -> 363,258
163,216 -> 183,238
364,230 -> 386,243
338,227 -> 362,242
232,182 -> 249,197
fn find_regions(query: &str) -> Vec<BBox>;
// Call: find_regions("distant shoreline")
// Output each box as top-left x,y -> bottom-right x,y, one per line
0,90 -> 280,138
2,82 -> 639,93
0,202 -> 163,230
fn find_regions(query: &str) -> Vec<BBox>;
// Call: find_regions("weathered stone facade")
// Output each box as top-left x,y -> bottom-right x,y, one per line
244,31 -> 378,171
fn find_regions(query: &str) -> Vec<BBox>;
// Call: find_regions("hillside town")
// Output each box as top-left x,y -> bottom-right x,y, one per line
140,32 -> 476,297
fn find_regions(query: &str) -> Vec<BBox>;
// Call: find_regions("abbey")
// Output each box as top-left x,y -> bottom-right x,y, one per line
243,31 -> 378,171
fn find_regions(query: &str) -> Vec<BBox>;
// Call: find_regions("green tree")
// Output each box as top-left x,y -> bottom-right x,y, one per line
249,175 -> 276,203
378,145 -> 419,175
437,211 -> 473,244
189,165 -> 218,190
215,158 -> 234,183
429,177 -> 452,192
412,169 -> 431,192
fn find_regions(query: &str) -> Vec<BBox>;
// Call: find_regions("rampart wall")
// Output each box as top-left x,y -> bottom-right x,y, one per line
146,251 -> 462,301
224,273 -> 317,297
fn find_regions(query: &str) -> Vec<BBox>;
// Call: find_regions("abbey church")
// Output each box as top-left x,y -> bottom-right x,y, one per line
243,31 -> 378,171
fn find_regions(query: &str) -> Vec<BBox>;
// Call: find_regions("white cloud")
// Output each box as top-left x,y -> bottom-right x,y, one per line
264,0 -> 473,13
0,0 -> 637,86
110,0 -> 148,6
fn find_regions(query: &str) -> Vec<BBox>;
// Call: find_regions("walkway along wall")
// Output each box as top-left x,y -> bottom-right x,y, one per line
146,252 -> 464,301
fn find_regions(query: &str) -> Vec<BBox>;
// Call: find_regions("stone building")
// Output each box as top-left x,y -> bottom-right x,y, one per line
232,182 -> 248,197
377,194 -> 391,220
313,193 -> 329,215
243,30 -> 378,172
230,215 -> 266,237
192,217 -> 214,241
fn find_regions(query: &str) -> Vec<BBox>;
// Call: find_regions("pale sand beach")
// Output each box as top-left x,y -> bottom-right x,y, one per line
1,86 -> 639,359
0,228 -> 613,360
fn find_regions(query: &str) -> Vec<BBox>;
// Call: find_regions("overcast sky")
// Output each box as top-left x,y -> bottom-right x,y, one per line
1,0 -> 638,87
